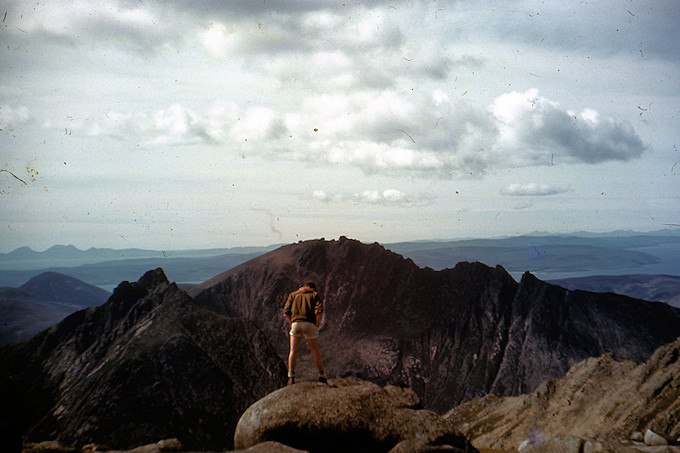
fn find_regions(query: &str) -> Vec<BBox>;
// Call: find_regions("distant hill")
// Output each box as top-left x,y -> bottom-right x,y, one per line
549,274 -> 680,308
19,272 -> 110,307
0,244 -> 282,271
0,288 -> 74,344
0,272 -> 110,344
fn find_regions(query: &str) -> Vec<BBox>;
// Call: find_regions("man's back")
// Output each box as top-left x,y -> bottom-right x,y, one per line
284,288 -> 322,324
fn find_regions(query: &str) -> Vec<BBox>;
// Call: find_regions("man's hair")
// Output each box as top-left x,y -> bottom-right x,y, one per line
303,281 -> 316,290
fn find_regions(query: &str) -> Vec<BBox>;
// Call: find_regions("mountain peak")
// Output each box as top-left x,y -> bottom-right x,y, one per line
137,267 -> 170,290
1,267 -> 286,450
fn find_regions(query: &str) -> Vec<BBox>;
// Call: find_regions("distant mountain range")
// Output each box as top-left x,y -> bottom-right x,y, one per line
2,230 -> 678,290
0,245 -> 281,289
387,230 -> 680,280
0,272 -> 110,344
2,238 -> 680,450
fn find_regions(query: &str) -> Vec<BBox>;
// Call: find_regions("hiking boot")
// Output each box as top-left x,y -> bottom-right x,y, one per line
287,377 -> 295,386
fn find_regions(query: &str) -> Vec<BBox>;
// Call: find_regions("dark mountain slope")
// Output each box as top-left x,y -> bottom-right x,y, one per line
189,237 -> 680,412
0,287 -> 74,344
490,272 -> 680,395
0,269 -> 286,450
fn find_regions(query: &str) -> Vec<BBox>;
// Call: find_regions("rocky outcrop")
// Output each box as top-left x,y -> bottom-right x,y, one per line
189,237 -> 680,411
514,435 -> 680,452
0,269 -> 286,451
234,378 -> 479,453
445,336 -> 680,451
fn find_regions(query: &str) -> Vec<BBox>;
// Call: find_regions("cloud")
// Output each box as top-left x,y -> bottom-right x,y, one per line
0,104 -> 31,130
5,0 -> 185,55
89,101 -> 294,147
83,87 -> 645,178
89,104 -> 216,145
276,88 -> 644,177
500,183 -> 567,196
312,189 -> 436,206
192,3 -> 469,90
491,89 -> 645,165
276,90 -> 497,177
230,106 -> 289,142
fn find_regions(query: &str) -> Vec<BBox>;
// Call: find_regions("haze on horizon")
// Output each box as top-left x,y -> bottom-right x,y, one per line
1,0 -> 679,254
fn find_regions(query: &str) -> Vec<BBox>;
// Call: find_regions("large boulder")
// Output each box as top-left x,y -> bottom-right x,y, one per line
234,378 -> 478,453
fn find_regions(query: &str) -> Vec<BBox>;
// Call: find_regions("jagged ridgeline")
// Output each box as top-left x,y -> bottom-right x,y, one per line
188,237 -> 680,410
2,237 -> 680,451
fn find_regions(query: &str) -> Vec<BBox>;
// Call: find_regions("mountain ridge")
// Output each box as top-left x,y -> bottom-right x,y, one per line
0,268 -> 286,450
189,237 -> 680,411
3,238 -> 680,450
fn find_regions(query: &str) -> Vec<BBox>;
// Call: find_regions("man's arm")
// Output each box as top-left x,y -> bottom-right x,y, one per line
283,293 -> 293,325
315,293 -> 324,327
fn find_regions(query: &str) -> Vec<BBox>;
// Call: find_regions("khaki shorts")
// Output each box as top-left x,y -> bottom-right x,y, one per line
290,321 -> 319,339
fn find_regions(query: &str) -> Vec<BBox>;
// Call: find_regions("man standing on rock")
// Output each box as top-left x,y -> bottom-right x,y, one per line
283,281 -> 327,385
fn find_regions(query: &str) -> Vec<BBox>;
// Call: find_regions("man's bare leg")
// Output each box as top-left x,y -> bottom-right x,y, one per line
307,337 -> 327,382
288,334 -> 303,384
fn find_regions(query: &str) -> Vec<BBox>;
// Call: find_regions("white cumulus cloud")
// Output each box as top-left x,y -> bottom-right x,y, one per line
76,87 -> 646,178
275,88 -> 645,178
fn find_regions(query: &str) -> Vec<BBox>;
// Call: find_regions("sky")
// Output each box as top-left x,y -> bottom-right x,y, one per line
1,0 -> 679,252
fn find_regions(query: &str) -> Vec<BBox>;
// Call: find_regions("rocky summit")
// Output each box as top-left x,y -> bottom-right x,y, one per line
446,336 -> 680,451
234,378 -> 479,453
0,269 -> 286,451
189,237 -> 680,411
